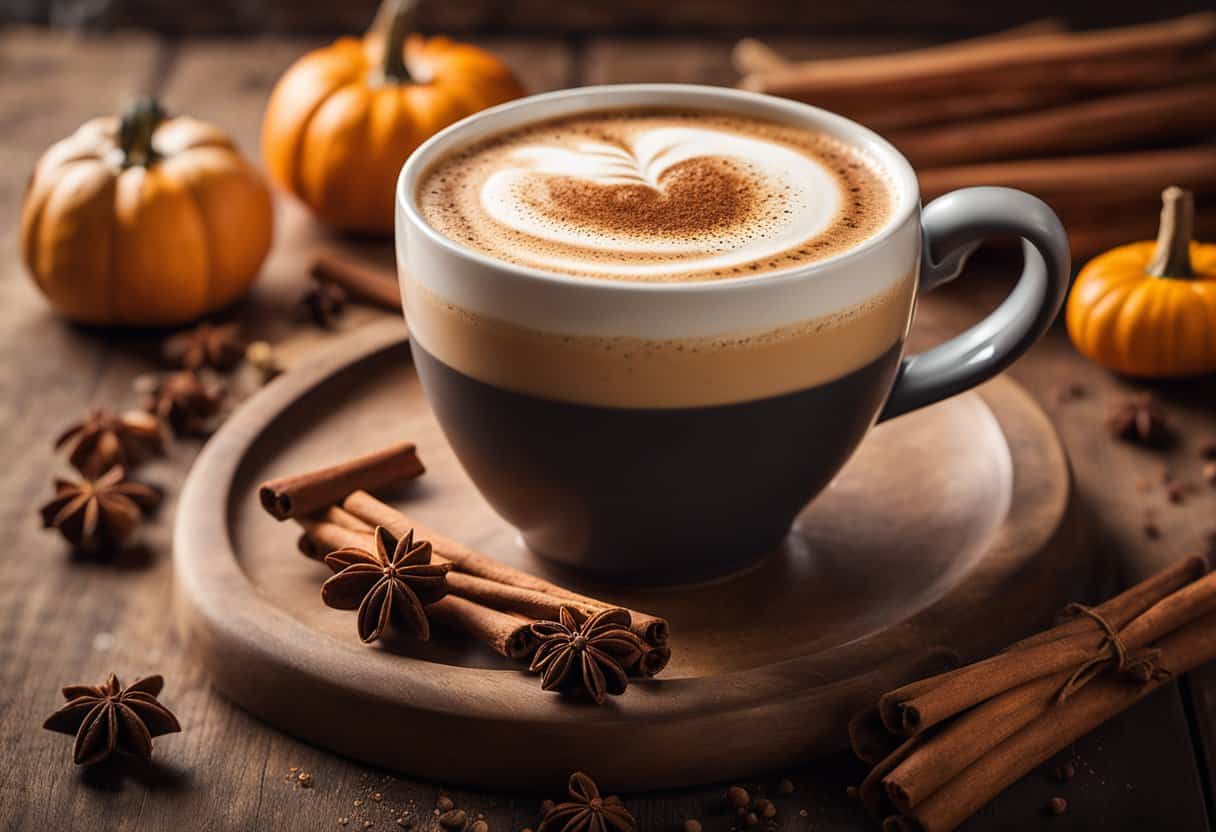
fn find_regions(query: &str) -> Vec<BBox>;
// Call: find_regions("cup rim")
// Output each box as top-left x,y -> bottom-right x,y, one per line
397,83 -> 921,294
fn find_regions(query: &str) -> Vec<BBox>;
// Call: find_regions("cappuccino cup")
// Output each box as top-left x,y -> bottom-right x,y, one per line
396,84 -> 1069,584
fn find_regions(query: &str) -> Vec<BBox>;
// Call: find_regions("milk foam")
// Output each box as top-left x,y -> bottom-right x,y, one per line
417,110 -> 891,283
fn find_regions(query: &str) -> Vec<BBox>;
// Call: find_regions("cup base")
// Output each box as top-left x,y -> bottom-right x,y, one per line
518,526 -> 789,589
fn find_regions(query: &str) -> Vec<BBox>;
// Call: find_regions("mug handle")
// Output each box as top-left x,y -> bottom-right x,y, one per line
878,186 -> 1071,421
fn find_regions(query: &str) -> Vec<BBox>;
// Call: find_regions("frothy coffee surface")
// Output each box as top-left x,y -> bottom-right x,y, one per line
416,109 -> 892,282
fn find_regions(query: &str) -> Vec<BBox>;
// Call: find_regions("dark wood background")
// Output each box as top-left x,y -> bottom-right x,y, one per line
2,13 -> 1216,832
4,0 -> 1215,34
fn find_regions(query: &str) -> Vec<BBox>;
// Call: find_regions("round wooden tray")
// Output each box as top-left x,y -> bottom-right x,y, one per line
175,319 -> 1091,791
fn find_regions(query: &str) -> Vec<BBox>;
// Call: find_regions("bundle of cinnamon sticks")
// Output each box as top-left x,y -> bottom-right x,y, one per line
258,442 -> 671,674
850,555 -> 1216,831
736,14 -> 1216,257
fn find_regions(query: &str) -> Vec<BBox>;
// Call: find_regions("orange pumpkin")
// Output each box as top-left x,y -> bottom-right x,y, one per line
261,0 -> 526,234
21,97 -> 273,327
1066,187 -> 1216,377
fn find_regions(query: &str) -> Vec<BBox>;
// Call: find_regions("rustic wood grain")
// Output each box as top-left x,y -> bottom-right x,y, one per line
0,27 -> 1213,832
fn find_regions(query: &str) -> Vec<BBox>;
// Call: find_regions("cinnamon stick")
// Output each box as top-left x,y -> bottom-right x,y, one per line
298,518 -> 671,674
742,13 -> 1216,102
884,570 -> 1216,815
891,82 -> 1216,168
311,251 -> 402,312
426,595 -> 537,660
259,441 -> 424,521
342,490 -> 670,647
297,519 -> 536,659
1068,208 -> 1216,261
874,555 -> 1208,738
917,145 -> 1216,204
734,18 -> 1068,78
895,612 -> 1216,832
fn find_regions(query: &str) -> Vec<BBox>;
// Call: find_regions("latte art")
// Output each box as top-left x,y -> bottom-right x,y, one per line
418,110 -> 892,282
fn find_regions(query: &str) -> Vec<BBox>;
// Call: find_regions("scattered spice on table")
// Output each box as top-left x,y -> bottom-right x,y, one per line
55,407 -> 164,477
437,808 -> 466,829
1047,796 -> 1069,816
530,607 -> 645,704
246,341 -> 285,383
1054,761 -> 1076,782
1106,394 -> 1170,446
1052,382 -> 1087,405
143,370 -> 226,437
538,772 -> 635,832
163,322 -> 246,372
40,466 -> 161,551
321,526 -> 451,643
42,673 -> 180,766
300,280 -> 348,328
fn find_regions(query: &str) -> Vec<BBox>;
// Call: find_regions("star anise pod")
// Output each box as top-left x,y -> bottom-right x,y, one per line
530,607 -> 645,704
1106,394 -> 1171,446
54,407 -> 164,477
163,322 -> 245,371
538,772 -> 636,832
143,371 -> 225,437
321,526 -> 451,643
299,280 -> 347,328
43,672 -> 180,766
40,466 -> 161,551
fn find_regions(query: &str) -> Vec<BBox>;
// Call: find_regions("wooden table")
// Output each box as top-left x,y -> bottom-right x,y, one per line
2,26 -> 1214,831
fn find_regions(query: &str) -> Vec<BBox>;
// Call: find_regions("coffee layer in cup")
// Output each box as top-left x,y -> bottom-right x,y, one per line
416,109 -> 892,283
404,271 -> 915,409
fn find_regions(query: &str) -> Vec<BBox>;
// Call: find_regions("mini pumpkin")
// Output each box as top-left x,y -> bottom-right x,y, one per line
21,97 -> 273,327
1066,187 -> 1216,377
261,0 -> 526,235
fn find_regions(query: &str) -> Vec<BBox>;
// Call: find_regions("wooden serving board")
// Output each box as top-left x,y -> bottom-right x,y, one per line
174,318 -> 1093,791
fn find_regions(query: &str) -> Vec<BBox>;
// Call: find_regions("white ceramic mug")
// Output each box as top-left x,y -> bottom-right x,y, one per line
396,84 -> 1069,584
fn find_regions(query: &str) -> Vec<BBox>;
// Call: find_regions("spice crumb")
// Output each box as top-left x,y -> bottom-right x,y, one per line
1054,761 -> 1076,781
297,771 -> 313,788
777,778 -> 795,796
799,809 -> 808,817
338,819 -> 348,827
1143,516 -> 1161,540
1047,797 -> 1068,816
373,793 -> 383,802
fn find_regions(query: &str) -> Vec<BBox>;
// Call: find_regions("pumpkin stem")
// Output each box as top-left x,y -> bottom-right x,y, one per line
1146,187 -> 1195,279
118,96 -> 167,168
373,0 -> 417,84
